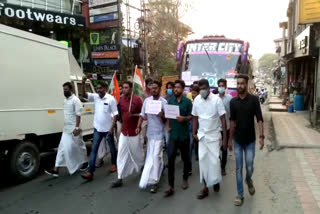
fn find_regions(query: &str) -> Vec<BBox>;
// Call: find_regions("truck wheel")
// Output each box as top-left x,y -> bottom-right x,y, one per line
9,141 -> 40,182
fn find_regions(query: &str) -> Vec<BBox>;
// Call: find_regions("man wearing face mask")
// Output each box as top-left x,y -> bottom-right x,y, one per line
164,81 -> 174,102
45,82 -> 88,177
217,79 -> 233,176
192,79 -> 228,200
81,77 -> 119,181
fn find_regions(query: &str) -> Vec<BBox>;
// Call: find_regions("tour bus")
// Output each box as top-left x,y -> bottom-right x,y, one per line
176,36 -> 252,97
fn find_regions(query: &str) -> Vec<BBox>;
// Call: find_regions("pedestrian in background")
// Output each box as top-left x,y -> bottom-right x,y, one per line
190,85 -> 200,164
111,81 -> 144,188
164,80 -> 193,197
81,78 -> 118,181
138,81 -> 167,193
229,74 -> 264,206
217,79 -> 233,176
192,79 -> 227,200
45,82 -> 88,177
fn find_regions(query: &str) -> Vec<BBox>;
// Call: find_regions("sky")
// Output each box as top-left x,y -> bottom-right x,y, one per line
124,0 -> 289,59
181,0 -> 289,59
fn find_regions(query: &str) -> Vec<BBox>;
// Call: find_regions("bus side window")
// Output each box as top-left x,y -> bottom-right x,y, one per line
77,82 -> 93,103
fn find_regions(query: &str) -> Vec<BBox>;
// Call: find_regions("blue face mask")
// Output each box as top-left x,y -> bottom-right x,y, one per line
218,87 -> 226,94
167,89 -> 173,95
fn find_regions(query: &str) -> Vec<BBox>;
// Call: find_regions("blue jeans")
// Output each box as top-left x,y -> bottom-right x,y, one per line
234,141 -> 255,197
88,129 -> 117,174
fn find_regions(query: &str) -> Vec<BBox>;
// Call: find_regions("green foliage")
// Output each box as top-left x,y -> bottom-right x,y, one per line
258,53 -> 278,73
147,0 -> 192,78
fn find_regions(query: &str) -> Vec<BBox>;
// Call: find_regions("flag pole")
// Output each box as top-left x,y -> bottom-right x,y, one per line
129,65 -> 137,113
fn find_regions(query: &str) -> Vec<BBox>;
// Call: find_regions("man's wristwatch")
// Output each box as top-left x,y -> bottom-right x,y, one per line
259,135 -> 265,139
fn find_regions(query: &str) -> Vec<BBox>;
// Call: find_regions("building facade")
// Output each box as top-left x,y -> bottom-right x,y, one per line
279,0 -> 320,126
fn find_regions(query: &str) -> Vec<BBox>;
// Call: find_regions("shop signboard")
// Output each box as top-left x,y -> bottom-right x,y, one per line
90,33 -> 100,45
90,13 -> 118,23
89,5 -> 118,16
299,0 -> 320,24
0,2 -> 85,27
93,59 -> 120,67
91,51 -> 120,59
92,44 -> 120,52
89,0 -> 118,8
294,26 -> 312,58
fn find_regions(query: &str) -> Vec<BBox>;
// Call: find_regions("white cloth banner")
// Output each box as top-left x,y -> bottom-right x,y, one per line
117,134 -> 144,179
55,133 -> 87,174
139,139 -> 164,189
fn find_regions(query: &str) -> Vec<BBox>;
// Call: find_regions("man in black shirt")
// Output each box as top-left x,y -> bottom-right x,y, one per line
229,74 -> 264,206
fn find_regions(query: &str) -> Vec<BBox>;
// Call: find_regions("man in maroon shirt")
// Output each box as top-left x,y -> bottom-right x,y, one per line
112,81 -> 144,188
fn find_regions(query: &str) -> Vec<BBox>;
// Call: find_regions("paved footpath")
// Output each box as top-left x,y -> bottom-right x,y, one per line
272,111 -> 320,214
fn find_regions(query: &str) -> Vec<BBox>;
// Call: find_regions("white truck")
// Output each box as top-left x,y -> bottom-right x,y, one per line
0,24 -> 95,181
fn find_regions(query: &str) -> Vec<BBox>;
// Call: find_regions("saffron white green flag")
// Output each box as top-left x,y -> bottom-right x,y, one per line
133,66 -> 146,100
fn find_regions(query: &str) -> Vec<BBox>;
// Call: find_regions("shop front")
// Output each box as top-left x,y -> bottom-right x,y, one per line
0,0 -> 89,62
286,26 -> 317,121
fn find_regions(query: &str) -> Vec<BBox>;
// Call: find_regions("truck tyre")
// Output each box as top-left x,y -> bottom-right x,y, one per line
9,141 -> 40,182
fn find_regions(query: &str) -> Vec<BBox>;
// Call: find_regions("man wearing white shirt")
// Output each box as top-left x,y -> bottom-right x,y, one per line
192,79 -> 227,200
45,82 -> 87,177
217,79 -> 233,176
81,78 -> 118,181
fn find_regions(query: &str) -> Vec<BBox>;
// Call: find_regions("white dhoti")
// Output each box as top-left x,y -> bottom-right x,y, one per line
139,139 -> 164,189
55,133 -> 87,174
117,133 -> 144,179
198,137 -> 222,187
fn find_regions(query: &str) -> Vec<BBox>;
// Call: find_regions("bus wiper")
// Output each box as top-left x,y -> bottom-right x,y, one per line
205,49 -> 216,71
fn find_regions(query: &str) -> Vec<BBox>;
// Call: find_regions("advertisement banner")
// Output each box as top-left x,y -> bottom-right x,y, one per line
299,0 -> 320,24
93,59 -> 120,67
89,0 -> 118,8
0,2 -> 85,27
90,13 -> 118,23
92,51 -> 120,59
89,5 -> 118,16
92,44 -> 120,52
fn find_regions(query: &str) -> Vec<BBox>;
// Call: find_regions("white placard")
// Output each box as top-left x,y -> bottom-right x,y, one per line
145,100 -> 162,115
89,5 -> 118,16
181,71 -> 191,81
164,104 -> 180,119
89,0 -> 117,8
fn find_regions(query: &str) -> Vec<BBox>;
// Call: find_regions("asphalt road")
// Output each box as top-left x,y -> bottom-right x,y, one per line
0,111 -> 303,214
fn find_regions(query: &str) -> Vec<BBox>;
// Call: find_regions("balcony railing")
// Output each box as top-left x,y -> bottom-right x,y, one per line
1,0 -> 83,15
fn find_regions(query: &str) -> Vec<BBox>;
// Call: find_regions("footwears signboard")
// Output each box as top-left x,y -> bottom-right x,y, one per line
0,3 -> 85,27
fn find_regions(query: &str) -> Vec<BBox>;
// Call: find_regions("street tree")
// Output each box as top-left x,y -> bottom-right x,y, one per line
146,0 -> 193,79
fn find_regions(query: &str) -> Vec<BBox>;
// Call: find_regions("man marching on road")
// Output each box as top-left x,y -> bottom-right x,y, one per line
217,79 -> 233,176
192,79 -> 228,200
229,74 -> 264,206
137,81 -> 167,193
164,80 -> 193,197
111,81 -> 144,188
45,82 -> 88,177
81,78 -> 118,181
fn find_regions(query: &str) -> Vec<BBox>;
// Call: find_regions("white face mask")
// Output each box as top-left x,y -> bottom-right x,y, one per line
200,89 -> 209,99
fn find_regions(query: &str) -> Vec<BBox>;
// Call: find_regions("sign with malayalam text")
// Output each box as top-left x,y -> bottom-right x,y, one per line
0,2 -> 85,27
91,51 -> 120,59
299,0 -> 320,24
89,0 -> 118,8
